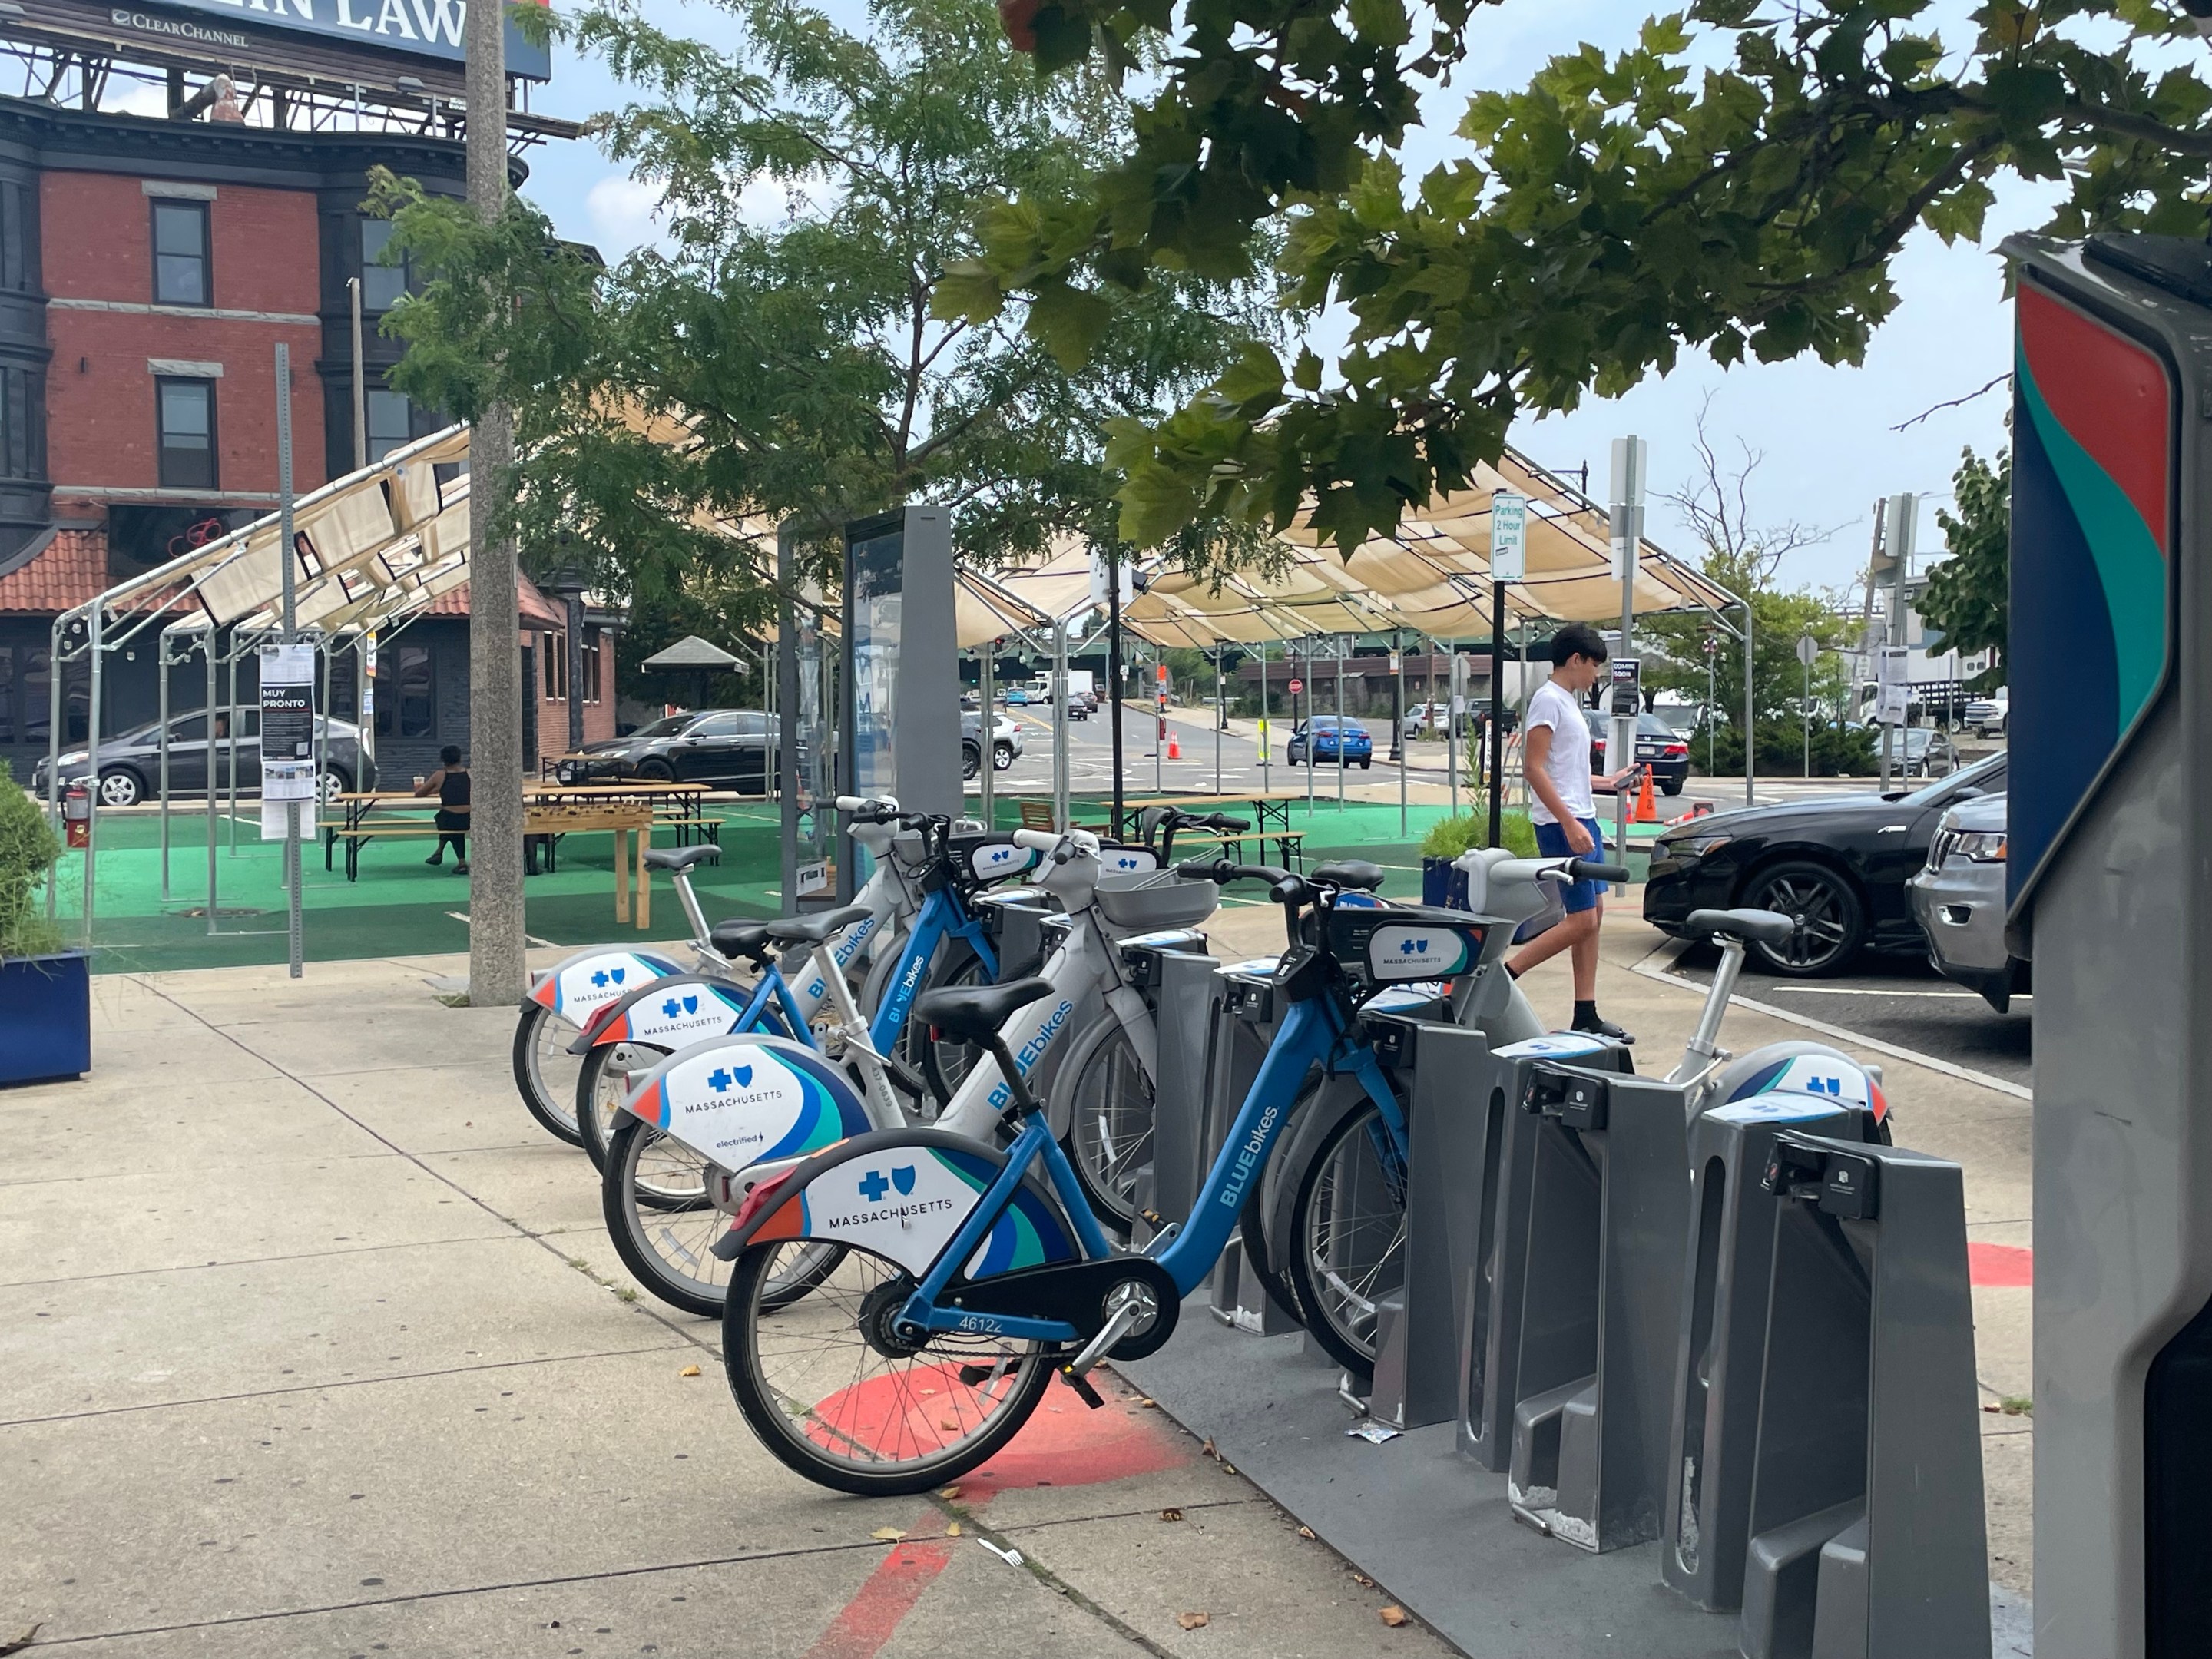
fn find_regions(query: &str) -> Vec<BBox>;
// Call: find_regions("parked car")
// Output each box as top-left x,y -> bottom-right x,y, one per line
1579,708 -> 1691,796
34,710 -> 376,806
555,708 -> 781,789
1893,726 -> 1958,778
962,711 -> 1023,777
1286,716 -> 1373,767
1401,700 -> 1453,738
1642,751 -> 2008,975
1906,792 -> 2026,1011
1962,687 -> 2009,737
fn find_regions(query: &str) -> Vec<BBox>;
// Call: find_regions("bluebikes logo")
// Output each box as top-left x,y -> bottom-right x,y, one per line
707,1064 -> 756,1091
985,998 -> 1076,1109
823,1158 -> 958,1233
661,993 -> 701,1018
1111,853 -> 1144,871
591,966 -> 628,988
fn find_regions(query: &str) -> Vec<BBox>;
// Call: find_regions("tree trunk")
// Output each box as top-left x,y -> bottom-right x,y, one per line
465,0 -> 526,1006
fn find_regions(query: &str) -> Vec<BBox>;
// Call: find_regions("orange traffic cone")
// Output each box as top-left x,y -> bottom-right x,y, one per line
1167,731 -> 1182,760
1631,766 -> 1658,824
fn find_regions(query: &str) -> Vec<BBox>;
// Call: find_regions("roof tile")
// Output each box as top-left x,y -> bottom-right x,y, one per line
0,529 -> 107,614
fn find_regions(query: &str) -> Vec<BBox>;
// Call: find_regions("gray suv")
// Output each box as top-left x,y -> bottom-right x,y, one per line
1906,792 -> 2025,1011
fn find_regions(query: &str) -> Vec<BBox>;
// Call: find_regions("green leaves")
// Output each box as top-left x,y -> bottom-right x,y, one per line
1926,445 -> 2012,674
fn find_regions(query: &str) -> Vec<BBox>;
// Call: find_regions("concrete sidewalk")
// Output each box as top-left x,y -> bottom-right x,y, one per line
0,955 -> 1459,1658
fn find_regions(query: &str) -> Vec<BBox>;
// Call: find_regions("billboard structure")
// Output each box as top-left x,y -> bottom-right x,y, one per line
841,506 -> 958,867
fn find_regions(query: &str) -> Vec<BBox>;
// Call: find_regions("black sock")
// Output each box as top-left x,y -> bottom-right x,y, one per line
1505,962 -> 1522,980
1573,999 -> 1598,1026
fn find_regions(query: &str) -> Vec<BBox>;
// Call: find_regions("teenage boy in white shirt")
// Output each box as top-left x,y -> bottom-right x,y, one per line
1506,622 -> 1638,1040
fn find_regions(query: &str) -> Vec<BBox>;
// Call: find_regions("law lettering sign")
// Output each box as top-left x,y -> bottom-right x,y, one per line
25,0 -> 554,82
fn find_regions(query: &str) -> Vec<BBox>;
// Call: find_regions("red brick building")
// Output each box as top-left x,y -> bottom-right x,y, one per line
0,98 -> 615,790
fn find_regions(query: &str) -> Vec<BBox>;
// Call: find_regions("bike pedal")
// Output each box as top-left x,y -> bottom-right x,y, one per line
1058,1366 -> 1108,1409
1138,1209 -> 1165,1230
956,1364 -> 995,1387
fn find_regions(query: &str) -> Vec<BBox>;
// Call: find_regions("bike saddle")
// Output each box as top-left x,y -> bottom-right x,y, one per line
707,919 -> 780,962
913,975 -> 1058,1044
644,845 -> 722,873
1684,907 -> 1797,946
762,903 -> 870,947
1313,859 -> 1386,892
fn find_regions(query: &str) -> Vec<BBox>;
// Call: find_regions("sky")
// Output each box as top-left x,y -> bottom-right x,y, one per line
508,0 -> 2063,596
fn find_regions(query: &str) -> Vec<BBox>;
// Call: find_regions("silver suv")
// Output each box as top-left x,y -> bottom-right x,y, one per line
1906,792 -> 2026,1011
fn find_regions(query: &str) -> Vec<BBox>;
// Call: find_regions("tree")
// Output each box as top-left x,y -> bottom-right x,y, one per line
945,2 -> 2212,551
375,0 -> 1273,643
1924,445 -> 2011,689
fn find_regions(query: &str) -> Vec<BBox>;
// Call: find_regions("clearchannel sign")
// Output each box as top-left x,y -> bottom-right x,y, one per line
108,0 -> 552,81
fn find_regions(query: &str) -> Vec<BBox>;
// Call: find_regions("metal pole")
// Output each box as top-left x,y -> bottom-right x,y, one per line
205,634 -> 218,932
1609,435 -> 1646,862
1258,643 -> 1270,794
1743,599 -> 1756,808
227,650 -> 239,857
979,641 -> 995,826
1333,637 -> 1344,808
1488,583 -> 1506,850
278,342 -> 303,977
1445,640 -> 1458,820
43,617 -> 62,917
1051,619 -> 1070,831
81,601 -> 100,950
1707,635 -> 1716,776
1879,492 -> 1916,793
1153,647 -> 1162,793
1303,638 -> 1314,813
158,632 -> 171,899
349,276 -> 368,473
1804,654 -> 1812,780
1213,643 -> 1224,795
1107,546 -> 1125,836
1394,629 -> 1406,839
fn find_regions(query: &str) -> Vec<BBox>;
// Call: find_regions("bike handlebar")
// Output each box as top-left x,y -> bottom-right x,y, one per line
834,793 -> 898,814
1568,858 -> 1631,884
1011,828 -> 1063,854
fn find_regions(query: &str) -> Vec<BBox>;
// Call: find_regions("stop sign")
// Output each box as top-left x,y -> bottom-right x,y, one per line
1288,678 -> 1304,697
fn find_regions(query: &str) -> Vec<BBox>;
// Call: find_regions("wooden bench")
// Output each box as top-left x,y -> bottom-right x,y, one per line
1171,827 -> 1305,870
1016,800 -> 1108,834
320,803 -> 661,926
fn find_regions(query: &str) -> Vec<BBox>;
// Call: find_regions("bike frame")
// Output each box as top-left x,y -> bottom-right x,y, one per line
896,992 -> 1403,1344
866,882 -> 998,1054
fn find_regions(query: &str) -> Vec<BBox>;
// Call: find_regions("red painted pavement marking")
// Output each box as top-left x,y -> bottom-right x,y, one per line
1969,1242 -> 2032,1287
802,1520 -> 952,1659
801,1368 -> 1193,1655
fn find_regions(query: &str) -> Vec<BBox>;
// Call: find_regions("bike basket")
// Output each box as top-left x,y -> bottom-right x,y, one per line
1326,905 -> 1488,982
1094,871 -> 1219,932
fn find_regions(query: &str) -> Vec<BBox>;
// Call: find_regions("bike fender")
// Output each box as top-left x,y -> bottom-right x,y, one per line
724,1127 -> 1081,1281
1710,1040 -> 1889,1128
619,1035 -> 873,1173
526,948 -> 685,1022
1260,1072 -> 1371,1280
571,972 -> 754,1053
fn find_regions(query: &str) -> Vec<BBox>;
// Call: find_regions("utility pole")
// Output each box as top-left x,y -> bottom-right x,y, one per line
1106,544 -> 1126,836
1878,493 -> 1916,792
1488,490 -> 1527,851
464,0 -> 525,1005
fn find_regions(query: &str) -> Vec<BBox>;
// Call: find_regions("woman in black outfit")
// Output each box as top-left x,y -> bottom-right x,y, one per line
414,745 -> 471,874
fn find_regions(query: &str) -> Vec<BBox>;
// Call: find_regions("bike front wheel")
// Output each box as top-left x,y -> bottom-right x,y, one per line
724,1240 -> 1054,1496
1286,1101 -> 1408,1379
512,1003 -> 584,1147
575,1040 -> 664,1173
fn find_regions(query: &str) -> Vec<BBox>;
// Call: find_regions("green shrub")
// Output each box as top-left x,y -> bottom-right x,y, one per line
1690,720 -> 1876,778
0,759 -> 62,959
1420,806 -> 1538,859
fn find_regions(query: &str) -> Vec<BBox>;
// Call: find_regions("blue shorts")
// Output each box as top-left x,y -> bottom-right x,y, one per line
1533,816 -> 1608,912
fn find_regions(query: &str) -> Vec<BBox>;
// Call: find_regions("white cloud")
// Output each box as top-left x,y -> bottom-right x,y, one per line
584,174 -> 667,258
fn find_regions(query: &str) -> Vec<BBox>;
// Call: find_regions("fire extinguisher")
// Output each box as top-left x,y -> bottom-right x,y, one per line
63,783 -> 90,849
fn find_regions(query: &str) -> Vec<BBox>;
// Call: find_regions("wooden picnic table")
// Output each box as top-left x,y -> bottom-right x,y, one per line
1104,790 -> 1314,869
320,793 -> 661,929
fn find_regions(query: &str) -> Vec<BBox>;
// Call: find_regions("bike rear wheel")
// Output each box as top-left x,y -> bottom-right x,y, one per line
512,1004 -> 585,1147
1061,1018 -> 1154,1234
724,1240 -> 1054,1495
1286,1101 -> 1408,1379
602,1115 -> 842,1316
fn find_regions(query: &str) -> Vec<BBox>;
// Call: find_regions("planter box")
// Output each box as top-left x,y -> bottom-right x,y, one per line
0,950 -> 90,1085
1420,856 -> 1470,909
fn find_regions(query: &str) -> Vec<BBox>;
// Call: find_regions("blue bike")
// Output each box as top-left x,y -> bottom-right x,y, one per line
710,857 -> 1486,1495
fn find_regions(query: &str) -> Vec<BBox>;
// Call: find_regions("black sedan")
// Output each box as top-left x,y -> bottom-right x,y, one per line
1642,751 -> 2008,975
555,709 -> 780,789
1580,709 -> 1690,796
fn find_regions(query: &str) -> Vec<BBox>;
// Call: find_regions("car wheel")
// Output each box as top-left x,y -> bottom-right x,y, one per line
636,759 -> 675,782
1741,859 -> 1866,976
97,769 -> 143,808
319,766 -> 351,804
1661,778 -> 1684,796
1359,757 -> 1371,769
962,744 -> 982,781
993,741 -> 1015,771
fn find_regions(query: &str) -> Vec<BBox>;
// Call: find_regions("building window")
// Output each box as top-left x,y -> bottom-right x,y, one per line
366,389 -> 414,462
582,633 -> 603,704
543,631 -> 566,702
360,217 -> 409,313
151,199 -> 210,306
156,377 -> 217,490
376,642 -> 434,739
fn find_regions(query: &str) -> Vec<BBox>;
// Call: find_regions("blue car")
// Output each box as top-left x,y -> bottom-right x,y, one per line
1286,716 -> 1373,767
